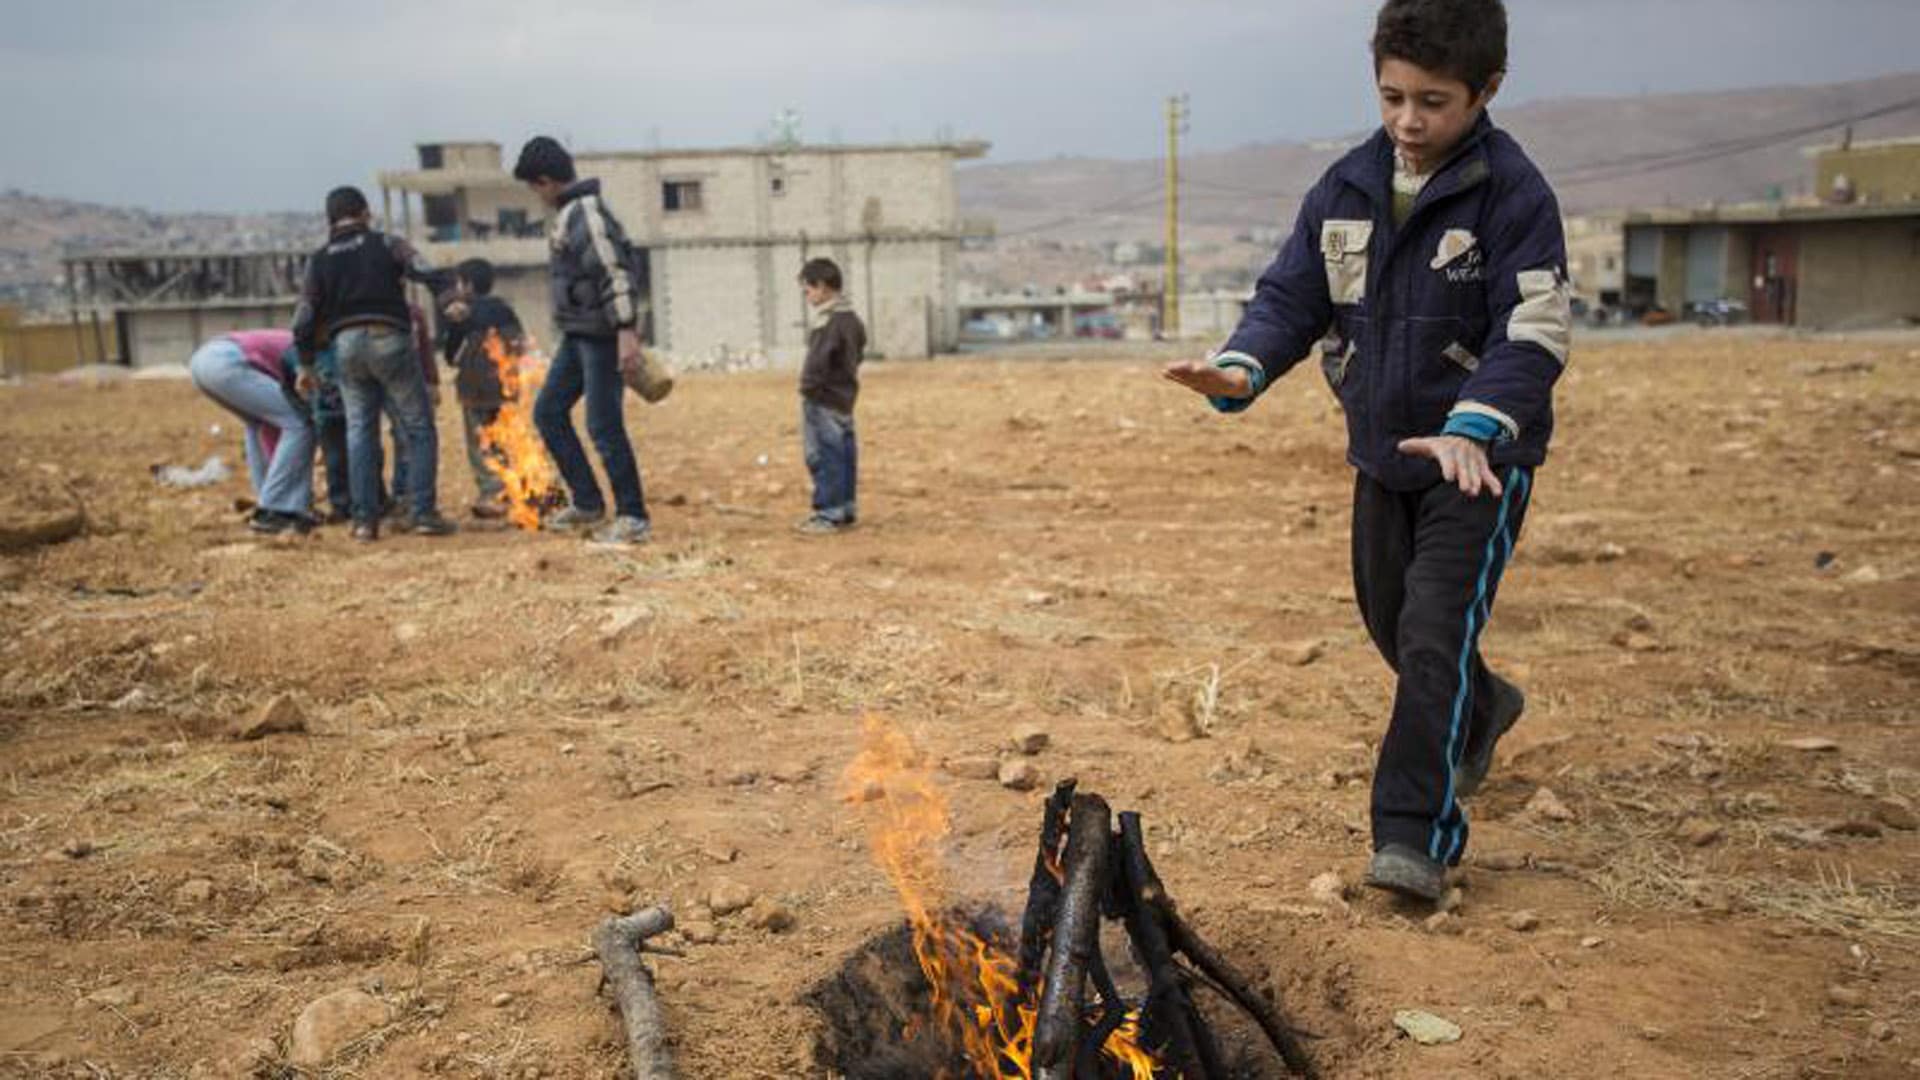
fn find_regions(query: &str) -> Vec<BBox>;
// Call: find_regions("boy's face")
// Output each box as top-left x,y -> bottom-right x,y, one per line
802,280 -> 835,307
1376,58 -> 1501,173
526,177 -> 568,209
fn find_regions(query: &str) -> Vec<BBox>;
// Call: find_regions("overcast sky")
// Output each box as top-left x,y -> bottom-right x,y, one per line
3,0 -> 1918,213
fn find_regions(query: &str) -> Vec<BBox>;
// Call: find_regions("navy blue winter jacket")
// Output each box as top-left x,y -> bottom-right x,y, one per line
1215,113 -> 1571,491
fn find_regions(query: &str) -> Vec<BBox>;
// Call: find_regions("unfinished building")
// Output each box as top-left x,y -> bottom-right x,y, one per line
378,138 -> 993,363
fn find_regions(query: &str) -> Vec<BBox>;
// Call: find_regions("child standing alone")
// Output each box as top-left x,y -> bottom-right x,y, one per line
796,258 -> 867,534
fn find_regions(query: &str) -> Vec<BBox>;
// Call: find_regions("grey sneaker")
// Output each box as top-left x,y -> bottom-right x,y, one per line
796,515 -> 848,535
1456,678 -> 1526,799
1364,844 -> 1447,903
589,516 -> 652,547
544,506 -> 606,532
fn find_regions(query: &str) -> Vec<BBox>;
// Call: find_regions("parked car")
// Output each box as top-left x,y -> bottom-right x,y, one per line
1074,312 -> 1124,339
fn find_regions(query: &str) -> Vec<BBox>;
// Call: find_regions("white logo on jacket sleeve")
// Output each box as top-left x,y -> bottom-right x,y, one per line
1510,268 -> 1572,366
1319,220 -> 1373,305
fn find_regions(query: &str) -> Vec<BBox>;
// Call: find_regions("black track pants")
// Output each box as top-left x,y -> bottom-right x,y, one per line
1352,466 -> 1533,865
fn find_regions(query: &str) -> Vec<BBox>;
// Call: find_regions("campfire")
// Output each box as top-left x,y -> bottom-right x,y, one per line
477,332 -> 565,531
825,719 -> 1315,1079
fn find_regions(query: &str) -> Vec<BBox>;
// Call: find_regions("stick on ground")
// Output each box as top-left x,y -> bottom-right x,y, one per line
592,905 -> 677,1080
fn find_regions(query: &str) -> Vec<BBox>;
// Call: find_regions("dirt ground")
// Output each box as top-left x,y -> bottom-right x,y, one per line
2,333 -> 1918,1079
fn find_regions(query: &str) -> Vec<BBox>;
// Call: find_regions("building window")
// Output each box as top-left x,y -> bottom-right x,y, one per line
498,208 -> 530,236
1603,256 -> 1618,272
770,175 -> 787,197
419,145 -> 445,170
663,181 -> 704,213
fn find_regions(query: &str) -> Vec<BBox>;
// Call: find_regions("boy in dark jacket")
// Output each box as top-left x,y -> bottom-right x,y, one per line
1165,0 -> 1570,902
796,258 -> 867,534
511,136 -> 654,547
292,186 -> 457,542
440,258 -> 526,518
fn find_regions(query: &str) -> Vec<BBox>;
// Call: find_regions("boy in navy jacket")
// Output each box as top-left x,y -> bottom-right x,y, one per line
1166,0 -> 1570,902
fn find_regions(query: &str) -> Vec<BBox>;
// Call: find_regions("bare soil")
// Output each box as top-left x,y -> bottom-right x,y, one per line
1,334 -> 1918,1079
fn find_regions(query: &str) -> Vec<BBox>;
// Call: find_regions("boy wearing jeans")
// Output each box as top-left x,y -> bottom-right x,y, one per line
292,185 -> 456,542
797,258 -> 866,534
1164,0 -> 1569,901
511,136 -> 653,547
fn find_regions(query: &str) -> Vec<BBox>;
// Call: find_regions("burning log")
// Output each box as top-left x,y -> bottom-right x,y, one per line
1114,812 -> 1215,1079
1016,779 -> 1077,991
591,905 -> 677,1080
1033,794 -> 1112,1076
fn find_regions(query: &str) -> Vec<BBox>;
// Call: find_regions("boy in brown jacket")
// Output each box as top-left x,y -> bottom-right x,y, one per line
797,258 -> 867,533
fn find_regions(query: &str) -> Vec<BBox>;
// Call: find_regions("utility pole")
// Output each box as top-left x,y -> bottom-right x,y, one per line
1164,94 -> 1189,340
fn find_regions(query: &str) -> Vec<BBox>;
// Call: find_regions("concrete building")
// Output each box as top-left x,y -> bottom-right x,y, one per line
1621,137 -> 1920,328
378,139 -> 992,365
61,251 -> 306,367
1563,214 -> 1624,309
1812,135 -> 1920,205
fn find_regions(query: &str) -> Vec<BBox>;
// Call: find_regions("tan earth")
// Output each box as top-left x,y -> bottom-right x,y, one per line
1,333 -> 1917,1079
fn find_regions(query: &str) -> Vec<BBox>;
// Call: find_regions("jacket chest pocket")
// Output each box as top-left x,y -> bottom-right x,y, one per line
1320,219 -> 1374,306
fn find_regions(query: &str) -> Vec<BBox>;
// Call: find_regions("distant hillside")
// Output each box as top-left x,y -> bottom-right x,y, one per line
958,72 -> 1920,286
0,191 -> 317,314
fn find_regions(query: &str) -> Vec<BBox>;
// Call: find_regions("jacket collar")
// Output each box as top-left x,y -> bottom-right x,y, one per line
559,178 -> 601,207
1334,111 -> 1496,206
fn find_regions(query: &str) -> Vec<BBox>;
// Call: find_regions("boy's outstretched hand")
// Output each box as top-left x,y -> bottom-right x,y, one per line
1398,435 -> 1505,498
1162,360 -> 1252,399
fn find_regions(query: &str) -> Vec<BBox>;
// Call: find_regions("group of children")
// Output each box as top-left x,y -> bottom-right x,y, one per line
190,141 -> 867,547
190,0 -> 1564,903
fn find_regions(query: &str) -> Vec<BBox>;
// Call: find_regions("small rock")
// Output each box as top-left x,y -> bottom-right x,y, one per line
234,693 -> 307,740
769,761 -> 813,784
1524,787 -> 1575,822
1423,912 -> 1462,935
1009,724 -> 1051,756
1872,800 -> 1918,831
1517,990 -> 1546,1009
1437,887 -> 1465,915
998,760 -> 1040,792
1612,630 -> 1661,653
217,1037 -> 278,1076
598,606 -> 651,643
943,756 -> 1000,781
61,838 -> 95,859
1870,1020 -> 1894,1042
560,743 -> 577,755
1307,872 -> 1349,912
290,988 -> 392,1067
1679,819 -> 1723,847
1580,935 -> 1606,949
1782,737 -> 1839,753
1843,565 -> 1883,585
1505,910 -> 1540,932
1595,542 -> 1628,563
393,622 -> 423,645
490,992 -> 514,1008
82,985 -> 139,1009
746,898 -> 796,933
722,767 -> 759,786
1827,820 -> 1883,839
1474,851 -> 1529,872
1827,984 -> 1868,1009
1393,1009 -> 1462,1046
1285,640 -> 1326,667
707,879 -> 755,917
679,920 -> 720,945
1158,705 -> 1203,744
1640,1026 -> 1666,1042
173,878 -> 216,906
701,844 -> 738,864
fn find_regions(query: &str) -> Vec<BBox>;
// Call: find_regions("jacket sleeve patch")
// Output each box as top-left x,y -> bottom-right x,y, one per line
1510,268 -> 1571,366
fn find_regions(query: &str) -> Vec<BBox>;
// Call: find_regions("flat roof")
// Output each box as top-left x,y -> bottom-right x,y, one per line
63,249 -> 310,263
1623,200 -> 1920,227
583,139 -> 991,162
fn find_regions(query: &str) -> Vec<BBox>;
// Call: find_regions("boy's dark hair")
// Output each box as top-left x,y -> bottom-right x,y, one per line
1372,0 -> 1508,96
513,136 -> 576,184
456,258 -> 496,296
799,258 -> 843,292
325,186 -> 370,223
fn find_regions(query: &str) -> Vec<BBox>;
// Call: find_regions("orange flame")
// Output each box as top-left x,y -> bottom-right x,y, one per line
844,717 -> 1164,1079
477,332 -> 561,531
